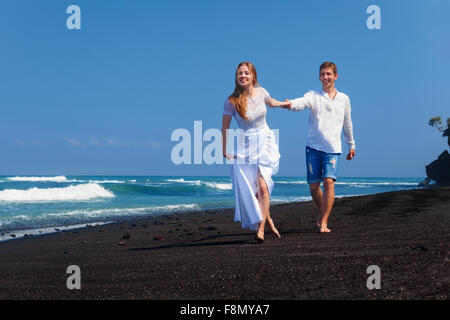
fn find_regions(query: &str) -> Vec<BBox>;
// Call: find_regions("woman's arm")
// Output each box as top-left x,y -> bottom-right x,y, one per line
222,115 -> 235,159
265,97 -> 292,108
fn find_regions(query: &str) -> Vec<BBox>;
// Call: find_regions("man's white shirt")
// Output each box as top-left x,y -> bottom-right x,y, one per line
289,89 -> 355,154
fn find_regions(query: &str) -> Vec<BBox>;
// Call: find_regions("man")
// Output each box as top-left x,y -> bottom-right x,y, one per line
286,62 -> 356,233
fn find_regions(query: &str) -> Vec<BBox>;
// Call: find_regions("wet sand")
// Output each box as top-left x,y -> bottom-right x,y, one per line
0,187 -> 449,300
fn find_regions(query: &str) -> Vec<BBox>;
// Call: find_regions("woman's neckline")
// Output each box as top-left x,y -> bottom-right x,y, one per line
248,87 -> 261,99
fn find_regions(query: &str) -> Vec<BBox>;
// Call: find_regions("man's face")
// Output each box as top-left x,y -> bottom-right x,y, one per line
319,67 -> 338,90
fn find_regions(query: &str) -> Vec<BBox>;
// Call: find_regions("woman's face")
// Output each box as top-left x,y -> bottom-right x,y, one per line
236,65 -> 254,88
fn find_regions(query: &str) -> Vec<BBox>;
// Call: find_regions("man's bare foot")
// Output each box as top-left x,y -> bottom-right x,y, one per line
316,215 -> 322,229
267,218 -> 281,239
319,224 -> 331,233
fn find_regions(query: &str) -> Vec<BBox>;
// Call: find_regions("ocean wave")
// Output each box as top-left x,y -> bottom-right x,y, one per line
0,203 -> 202,233
44,203 -> 201,218
88,180 -> 125,184
7,176 -> 68,182
335,182 -> 419,187
164,178 -> 232,191
0,183 -> 115,202
166,178 -> 202,185
166,178 -> 190,183
6,176 -> 133,184
271,193 -> 367,204
275,180 -> 418,187
276,180 -> 307,185
108,181 -> 232,196
271,196 -> 312,203
0,222 -> 113,242
65,179 -> 127,184
204,182 -> 233,190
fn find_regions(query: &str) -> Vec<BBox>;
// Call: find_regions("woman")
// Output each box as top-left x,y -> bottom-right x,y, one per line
222,61 -> 290,242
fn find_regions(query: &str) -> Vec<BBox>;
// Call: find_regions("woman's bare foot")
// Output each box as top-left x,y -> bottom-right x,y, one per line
267,217 -> 281,239
256,228 -> 265,241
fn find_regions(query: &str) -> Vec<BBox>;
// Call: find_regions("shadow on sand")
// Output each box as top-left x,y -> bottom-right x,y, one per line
126,228 -> 318,251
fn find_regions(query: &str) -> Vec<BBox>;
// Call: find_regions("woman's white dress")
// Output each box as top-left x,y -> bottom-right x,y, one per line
223,87 -> 280,230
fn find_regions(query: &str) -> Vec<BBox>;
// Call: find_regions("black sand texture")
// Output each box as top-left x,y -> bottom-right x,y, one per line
0,188 -> 448,299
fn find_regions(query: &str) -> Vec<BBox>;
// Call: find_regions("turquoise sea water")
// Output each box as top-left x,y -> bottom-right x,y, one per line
0,175 -> 422,240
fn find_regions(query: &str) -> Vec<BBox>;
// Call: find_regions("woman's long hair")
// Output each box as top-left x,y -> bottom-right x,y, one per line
228,61 -> 258,120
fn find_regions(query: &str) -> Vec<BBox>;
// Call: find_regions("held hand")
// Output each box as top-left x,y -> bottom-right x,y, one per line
346,149 -> 355,160
280,99 -> 292,110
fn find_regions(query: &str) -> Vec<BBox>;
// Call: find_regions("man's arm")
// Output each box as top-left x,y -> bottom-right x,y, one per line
287,91 -> 314,111
343,98 -> 356,160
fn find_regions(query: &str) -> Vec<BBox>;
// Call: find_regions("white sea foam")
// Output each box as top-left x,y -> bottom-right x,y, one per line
0,183 -> 115,202
271,193 -> 366,204
336,182 -> 418,186
43,203 -> 201,218
89,180 -> 125,184
166,178 -> 186,183
335,194 -> 367,198
0,222 -> 113,242
276,180 -> 418,187
0,203 -> 203,241
7,176 -> 68,182
166,178 -> 202,185
145,181 -> 171,186
276,180 -> 307,185
165,178 -> 232,190
204,182 -> 233,190
152,203 -> 201,212
271,196 -> 312,203
66,179 -> 126,184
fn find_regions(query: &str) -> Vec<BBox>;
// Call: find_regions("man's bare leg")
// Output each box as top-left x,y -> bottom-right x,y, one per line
309,182 -> 323,228
319,178 -> 335,233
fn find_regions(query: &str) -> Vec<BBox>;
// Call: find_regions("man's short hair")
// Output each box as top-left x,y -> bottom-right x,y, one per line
320,62 -> 337,75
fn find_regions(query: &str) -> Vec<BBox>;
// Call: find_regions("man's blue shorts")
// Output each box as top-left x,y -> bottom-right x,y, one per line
305,146 -> 340,184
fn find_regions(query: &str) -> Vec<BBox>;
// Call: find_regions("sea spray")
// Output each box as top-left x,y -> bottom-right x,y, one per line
0,183 -> 115,202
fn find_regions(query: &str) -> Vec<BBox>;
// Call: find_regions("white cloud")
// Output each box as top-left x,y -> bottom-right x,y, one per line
64,138 -> 161,149
90,138 -> 101,146
146,139 -> 161,148
14,138 -> 28,146
67,138 -> 81,147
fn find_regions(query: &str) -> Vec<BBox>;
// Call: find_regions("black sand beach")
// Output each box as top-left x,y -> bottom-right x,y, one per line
0,187 -> 449,300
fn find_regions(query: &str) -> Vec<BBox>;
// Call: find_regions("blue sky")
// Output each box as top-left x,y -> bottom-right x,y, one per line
1,0 -> 449,177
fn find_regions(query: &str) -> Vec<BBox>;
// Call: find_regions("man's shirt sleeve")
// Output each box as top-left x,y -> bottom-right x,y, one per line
343,96 -> 356,150
289,91 -> 314,111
